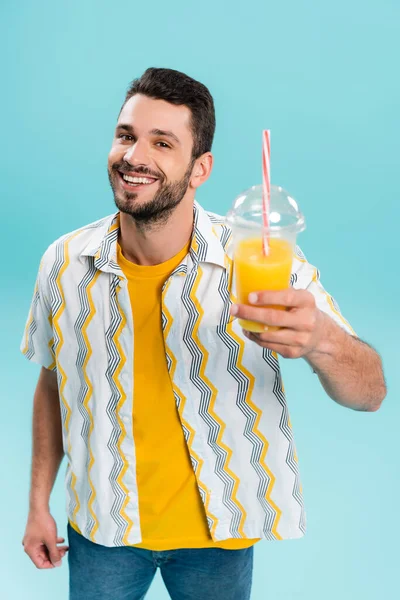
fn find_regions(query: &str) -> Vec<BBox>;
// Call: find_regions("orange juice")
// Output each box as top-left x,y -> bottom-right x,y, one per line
234,237 -> 293,332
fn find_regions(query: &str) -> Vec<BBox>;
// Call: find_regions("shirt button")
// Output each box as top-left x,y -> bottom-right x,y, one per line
123,416 -> 130,424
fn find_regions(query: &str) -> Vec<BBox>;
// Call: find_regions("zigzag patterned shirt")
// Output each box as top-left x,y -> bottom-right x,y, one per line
21,201 -> 355,548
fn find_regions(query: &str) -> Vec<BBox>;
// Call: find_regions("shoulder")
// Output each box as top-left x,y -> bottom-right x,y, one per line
39,213 -> 116,275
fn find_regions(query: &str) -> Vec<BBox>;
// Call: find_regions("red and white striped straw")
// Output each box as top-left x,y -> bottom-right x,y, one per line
262,130 -> 271,255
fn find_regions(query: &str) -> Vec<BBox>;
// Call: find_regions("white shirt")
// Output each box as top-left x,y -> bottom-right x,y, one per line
21,202 -> 354,547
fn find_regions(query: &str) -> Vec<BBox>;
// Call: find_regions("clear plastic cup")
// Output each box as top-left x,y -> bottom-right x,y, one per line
226,184 -> 306,333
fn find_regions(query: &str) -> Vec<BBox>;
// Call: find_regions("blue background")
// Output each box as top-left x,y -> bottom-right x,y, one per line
1,0 -> 399,598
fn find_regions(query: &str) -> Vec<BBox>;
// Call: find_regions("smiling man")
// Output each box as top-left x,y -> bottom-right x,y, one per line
21,68 -> 386,600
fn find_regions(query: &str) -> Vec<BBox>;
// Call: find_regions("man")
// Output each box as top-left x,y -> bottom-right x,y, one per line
21,67 -> 386,600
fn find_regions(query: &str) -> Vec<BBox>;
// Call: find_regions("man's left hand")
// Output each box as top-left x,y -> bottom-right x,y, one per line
230,289 -> 325,359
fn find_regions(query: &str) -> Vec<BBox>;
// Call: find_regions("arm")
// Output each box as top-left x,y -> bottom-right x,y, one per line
303,311 -> 386,411
22,367 -> 68,569
29,367 -> 64,510
230,289 -> 386,412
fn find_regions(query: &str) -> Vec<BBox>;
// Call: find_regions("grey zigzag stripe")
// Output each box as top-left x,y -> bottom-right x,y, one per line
161,307 -> 185,435
161,265 -> 186,372
161,264 -> 187,296
181,266 -> 245,537
262,349 -> 306,533
294,245 -> 305,260
74,259 -> 98,538
109,259 -> 121,272
161,308 -> 173,373
161,259 -> 213,527
192,228 -> 208,263
170,264 -> 188,277
24,283 -> 39,360
329,292 -> 341,312
219,225 -> 232,250
105,275 -> 130,545
170,385 -> 198,472
173,391 -> 192,446
47,236 -> 78,518
162,298 -> 213,531
206,213 -> 232,249
207,214 -> 224,224
161,299 -> 198,472
207,212 -> 226,225
95,220 -> 119,271
216,269 -> 278,540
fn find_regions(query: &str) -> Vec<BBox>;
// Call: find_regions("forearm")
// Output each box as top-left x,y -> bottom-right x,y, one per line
231,290 -> 386,411
305,312 -> 386,411
29,368 -> 64,512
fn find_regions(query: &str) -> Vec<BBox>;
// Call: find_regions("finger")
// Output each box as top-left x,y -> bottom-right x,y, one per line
232,305 -> 310,329
46,538 -> 62,567
243,332 -> 303,359
248,289 -> 315,309
245,327 -> 309,348
56,537 -> 65,543
25,543 -> 55,569
36,550 -> 55,569
260,342 -> 304,359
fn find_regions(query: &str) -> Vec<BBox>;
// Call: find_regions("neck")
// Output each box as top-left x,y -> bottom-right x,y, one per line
118,198 -> 195,266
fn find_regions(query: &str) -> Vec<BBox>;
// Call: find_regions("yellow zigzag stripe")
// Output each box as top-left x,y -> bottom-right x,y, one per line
113,285 -> 134,543
190,265 -> 247,537
47,313 -> 56,371
108,220 -> 120,237
191,233 -> 199,257
81,270 -> 101,540
162,280 -> 219,537
52,232 -> 82,523
227,255 -> 283,539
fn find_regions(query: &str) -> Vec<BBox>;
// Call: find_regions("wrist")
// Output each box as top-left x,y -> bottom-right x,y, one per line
29,496 -> 50,514
305,311 -> 344,365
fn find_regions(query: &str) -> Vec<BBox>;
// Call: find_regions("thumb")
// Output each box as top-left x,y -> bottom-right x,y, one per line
46,538 -> 62,567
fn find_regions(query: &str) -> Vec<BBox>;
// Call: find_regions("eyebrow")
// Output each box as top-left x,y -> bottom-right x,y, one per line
116,123 -> 135,134
149,128 -> 181,145
115,124 -> 181,145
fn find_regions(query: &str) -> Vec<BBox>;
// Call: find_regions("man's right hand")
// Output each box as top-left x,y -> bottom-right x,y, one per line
22,510 -> 69,569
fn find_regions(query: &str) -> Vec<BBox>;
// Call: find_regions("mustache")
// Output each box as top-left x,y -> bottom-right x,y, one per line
112,161 -> 163,181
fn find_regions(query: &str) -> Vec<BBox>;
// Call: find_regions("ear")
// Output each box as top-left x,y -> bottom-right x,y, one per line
189,152 -> 213,190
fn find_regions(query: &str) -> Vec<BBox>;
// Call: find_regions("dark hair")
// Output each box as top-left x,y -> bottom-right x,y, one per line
122,67 -> 216,159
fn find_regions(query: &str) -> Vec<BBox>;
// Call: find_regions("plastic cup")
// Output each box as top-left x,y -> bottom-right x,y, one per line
226,184 -> 306,333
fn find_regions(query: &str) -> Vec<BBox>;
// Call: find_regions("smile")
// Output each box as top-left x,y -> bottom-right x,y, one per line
118,171 -> 159,188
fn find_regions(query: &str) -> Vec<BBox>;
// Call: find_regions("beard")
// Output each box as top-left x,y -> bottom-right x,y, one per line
108,159 -> 195,228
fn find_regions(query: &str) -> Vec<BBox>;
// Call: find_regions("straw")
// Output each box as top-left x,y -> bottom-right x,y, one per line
262,130 -> 271,255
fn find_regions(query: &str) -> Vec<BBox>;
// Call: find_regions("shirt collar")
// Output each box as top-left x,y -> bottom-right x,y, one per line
189,201 -> 226,268
80,201 -> 227,274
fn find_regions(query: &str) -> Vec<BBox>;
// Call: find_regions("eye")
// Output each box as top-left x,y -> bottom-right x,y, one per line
118,134 -> 134,142
156,141 -> 171,149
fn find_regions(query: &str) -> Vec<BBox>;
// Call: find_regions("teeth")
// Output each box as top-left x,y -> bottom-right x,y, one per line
122,175 -> 154,184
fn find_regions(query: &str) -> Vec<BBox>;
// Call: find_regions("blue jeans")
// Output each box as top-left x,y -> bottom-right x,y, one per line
67,524 -> 253,600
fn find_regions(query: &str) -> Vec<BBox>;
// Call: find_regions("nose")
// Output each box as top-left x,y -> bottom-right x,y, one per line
123,139 -> 150,166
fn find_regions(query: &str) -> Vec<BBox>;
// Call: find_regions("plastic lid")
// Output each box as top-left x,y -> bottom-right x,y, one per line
226,184 -> 306,234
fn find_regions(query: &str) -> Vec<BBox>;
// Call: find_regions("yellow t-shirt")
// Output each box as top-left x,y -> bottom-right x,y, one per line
117,241 -> 259,551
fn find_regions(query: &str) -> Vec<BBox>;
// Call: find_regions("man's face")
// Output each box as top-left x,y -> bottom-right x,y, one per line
108,94 -> 196,224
